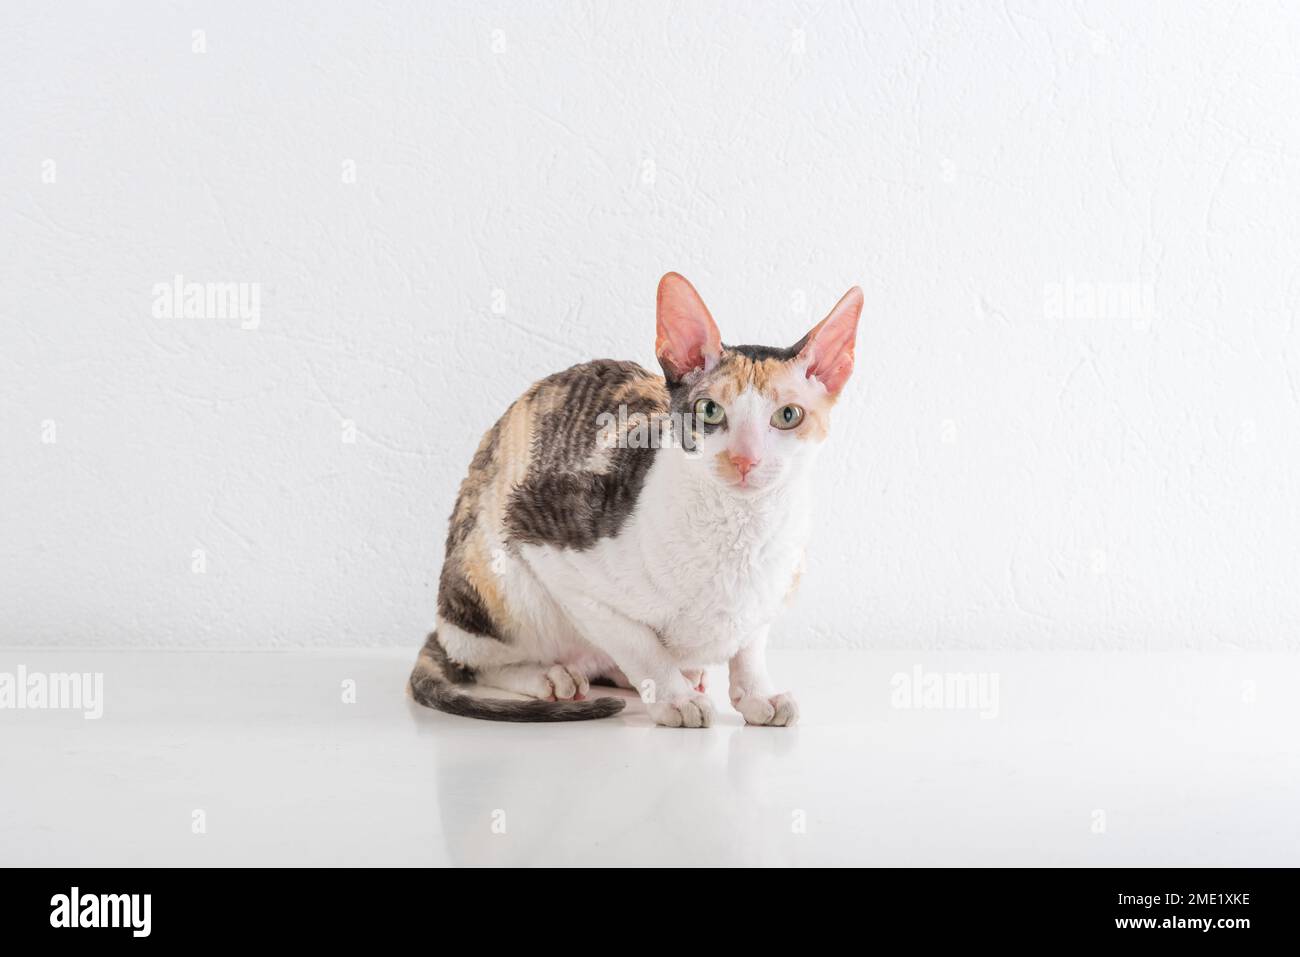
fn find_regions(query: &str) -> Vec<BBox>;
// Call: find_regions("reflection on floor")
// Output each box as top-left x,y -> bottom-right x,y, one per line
2,649 -> 1296,866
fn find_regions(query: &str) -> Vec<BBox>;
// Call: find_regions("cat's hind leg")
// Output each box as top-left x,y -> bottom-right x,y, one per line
409,625 -> 623,722
476,662 -> 591,702
595,666 -> 706,693
434,618 -> 588,700
546,592 -> 713,728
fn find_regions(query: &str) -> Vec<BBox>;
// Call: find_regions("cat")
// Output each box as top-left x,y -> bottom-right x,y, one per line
409,272 -> 861,727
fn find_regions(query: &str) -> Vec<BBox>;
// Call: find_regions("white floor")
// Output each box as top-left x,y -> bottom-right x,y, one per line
2,648 -> 1297,867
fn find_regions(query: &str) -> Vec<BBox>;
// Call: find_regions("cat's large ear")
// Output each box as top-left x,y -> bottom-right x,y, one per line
795,286 -> 863,396
656,272 -> 722,384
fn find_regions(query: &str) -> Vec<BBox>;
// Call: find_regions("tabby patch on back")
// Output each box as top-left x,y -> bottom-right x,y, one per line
410,273 -> 862,727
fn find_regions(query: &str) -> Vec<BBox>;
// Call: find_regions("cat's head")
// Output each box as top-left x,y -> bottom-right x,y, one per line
655,272 -> 862,495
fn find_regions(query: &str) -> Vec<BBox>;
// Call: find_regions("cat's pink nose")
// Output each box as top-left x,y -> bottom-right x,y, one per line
729,454 -> 758,478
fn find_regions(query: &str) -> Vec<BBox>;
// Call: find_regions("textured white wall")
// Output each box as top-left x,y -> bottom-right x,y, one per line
3,1 -> 1299,650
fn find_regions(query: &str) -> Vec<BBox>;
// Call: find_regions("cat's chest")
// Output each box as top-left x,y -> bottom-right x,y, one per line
630,499 -> 805,656
517,455 -> 811,661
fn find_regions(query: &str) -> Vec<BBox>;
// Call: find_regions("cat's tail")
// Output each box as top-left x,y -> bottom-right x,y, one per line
408,631 -> 626,722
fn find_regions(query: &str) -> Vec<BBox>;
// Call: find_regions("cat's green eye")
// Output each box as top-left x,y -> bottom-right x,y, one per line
693,397 -> 726,426
771,404 -> 805,430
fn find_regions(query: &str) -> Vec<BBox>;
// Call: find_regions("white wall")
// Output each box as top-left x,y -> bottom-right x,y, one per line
3,1 -> 1298,650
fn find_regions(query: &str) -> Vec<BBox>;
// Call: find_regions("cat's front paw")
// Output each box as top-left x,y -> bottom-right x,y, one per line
648,692 -> 715,729
734,691 -> 799,727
